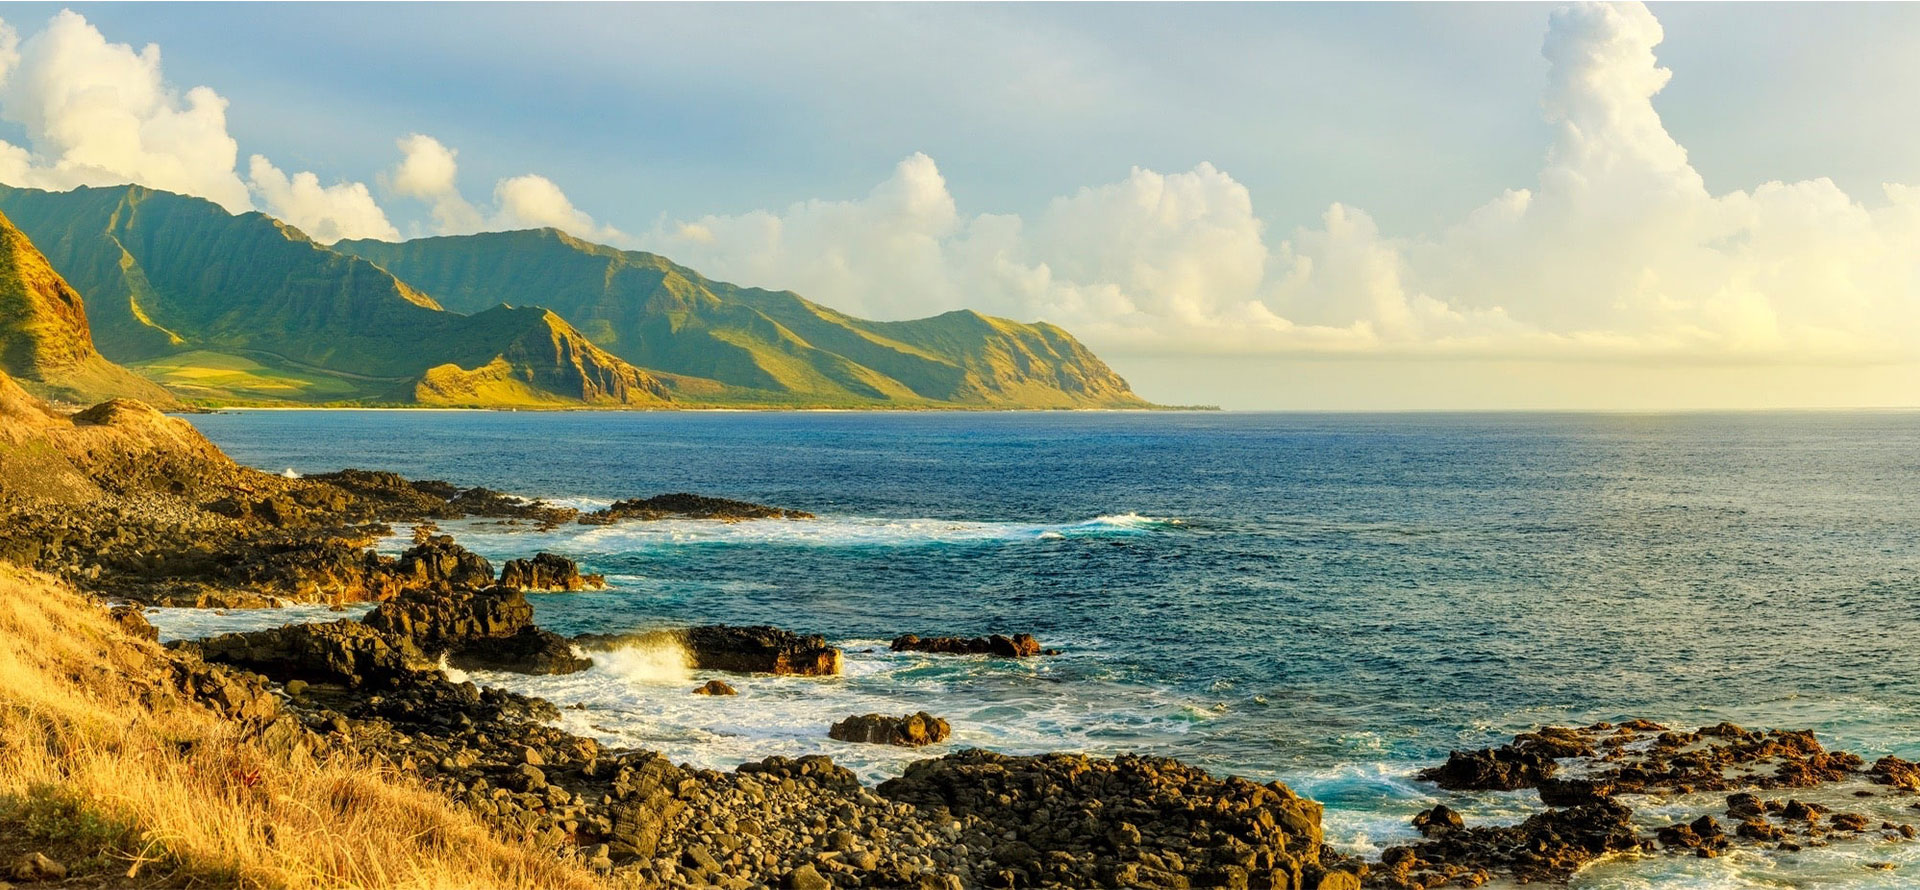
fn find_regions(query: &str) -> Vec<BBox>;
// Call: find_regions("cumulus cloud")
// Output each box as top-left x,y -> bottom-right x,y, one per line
384,133 -> 624,242
246,155 -> 398,242
386,133 -> 483,234
0,10 -> 389,243
635,1 -> 1920,363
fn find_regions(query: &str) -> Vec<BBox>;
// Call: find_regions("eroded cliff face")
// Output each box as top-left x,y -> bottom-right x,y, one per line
0,208 -> 175,406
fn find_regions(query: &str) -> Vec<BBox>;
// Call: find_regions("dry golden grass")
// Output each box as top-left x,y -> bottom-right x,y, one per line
0,562 -> 614,890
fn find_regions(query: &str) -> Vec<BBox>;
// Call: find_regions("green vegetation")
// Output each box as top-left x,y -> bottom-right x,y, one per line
0,183 -> 1151,409
0,207 -> 176,406
342,229 -> 1152,408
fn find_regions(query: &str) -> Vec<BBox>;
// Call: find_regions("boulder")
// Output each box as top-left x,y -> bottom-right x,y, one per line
829,712 -> 950,747
1412,804 -> 1464,836
498,552 -> 605,591
890,633 -> 1043,657
693,679 -> 737,696
108,604 -> 158,641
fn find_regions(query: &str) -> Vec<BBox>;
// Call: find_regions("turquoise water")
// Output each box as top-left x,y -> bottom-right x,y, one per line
178,410 -> 1920,887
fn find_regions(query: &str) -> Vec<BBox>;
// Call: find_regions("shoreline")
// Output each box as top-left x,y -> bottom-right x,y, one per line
4,382 -> 1916,889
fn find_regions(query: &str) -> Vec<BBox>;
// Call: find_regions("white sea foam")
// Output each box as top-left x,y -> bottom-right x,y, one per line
382,512 -> 1181,558
436,652 -> 470,684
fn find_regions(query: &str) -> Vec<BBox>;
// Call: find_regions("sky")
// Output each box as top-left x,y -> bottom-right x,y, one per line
0,1 -> 1915,409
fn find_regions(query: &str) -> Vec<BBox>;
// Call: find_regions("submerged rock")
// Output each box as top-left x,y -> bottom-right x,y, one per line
692,679 -> 737,696
829,712 -> 950,747
890,632 -> 1045,657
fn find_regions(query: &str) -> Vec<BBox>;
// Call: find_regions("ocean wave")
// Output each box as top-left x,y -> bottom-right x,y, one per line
387,512 -> 1183,557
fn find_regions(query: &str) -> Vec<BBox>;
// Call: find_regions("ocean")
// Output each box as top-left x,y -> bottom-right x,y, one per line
163,409 -> 1920,888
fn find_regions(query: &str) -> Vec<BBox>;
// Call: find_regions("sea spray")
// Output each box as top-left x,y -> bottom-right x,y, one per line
596,637 -> 693,685
436,652 -> 470,684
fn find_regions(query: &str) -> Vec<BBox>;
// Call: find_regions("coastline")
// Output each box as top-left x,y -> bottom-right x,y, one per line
5,382 -> 1917,889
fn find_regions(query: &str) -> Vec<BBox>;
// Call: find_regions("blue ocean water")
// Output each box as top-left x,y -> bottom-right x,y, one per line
176,409 -> 1920,887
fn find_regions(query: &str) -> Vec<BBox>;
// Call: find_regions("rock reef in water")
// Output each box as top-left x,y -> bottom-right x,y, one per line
498,552 -> 605,591
891,632 -> 1047,657
829,712 -> 951,747
1377,720 -> 1920,889
580,492 -> 813,523
577,624 -> 843,676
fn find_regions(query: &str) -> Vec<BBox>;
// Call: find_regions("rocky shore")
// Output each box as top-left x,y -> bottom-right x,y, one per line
4,377 -> 1914,889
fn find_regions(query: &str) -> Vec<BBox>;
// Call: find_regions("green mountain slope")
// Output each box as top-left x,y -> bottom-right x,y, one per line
0,185 -> 669,407
337,229 -> 1148,408
0,207 -> 176,406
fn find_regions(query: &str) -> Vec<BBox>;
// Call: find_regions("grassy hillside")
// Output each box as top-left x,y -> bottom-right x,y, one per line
0,562 -> 609,890
0,209 -> 176,406
339,229 -> 1151,408
0,185 -> 669,407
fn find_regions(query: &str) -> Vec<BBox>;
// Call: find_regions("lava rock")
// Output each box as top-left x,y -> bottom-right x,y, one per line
829,712 -> 951,747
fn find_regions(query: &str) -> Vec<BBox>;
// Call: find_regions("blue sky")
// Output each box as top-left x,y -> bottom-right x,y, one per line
21,2 -> 1920,235
0,2 -> 1918,408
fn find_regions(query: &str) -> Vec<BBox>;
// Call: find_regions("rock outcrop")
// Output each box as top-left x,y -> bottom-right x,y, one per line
181,620 -> 429,689
581,493 -> 813,523
577,624 -> 842,676
829,712 -> 951,747
498,552 -> 605,591
879,749 -> 1357,890
891,633 -> 1045,657
365,583 -> 589,675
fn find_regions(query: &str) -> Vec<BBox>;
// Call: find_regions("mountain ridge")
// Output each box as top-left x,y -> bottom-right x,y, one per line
339,228 -> 1149,408
0,184 -> 674,408
0,206 -> 177,406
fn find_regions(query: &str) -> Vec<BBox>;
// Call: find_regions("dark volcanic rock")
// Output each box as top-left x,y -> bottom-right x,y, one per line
578,624 -> 841,676
891,632 -> 1044,657
581,493 -> 813,523
109,604 -> 158,640
498,552 -> 605,591
829,712 -> 950,747
365,584 -> 588,675
180,620 -> 428,688
1412,804 -> 1464,837
1418,744 -> 1558,791
880,749 -> 1354,890
364,584 -> 533,649
393,534 -> 494,589
692,679 -> 736,695
1372,800 -> 1641,887
449,626 -> 591,675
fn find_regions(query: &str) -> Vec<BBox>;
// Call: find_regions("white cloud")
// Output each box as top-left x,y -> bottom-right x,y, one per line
384,133 -> 623,243
387,133 -> 483,234
0,10 -> 393,245
0,10 -> 248,210
492,173 -> 624,242
630,1 -> 1920,364
246,155 -> 398,243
